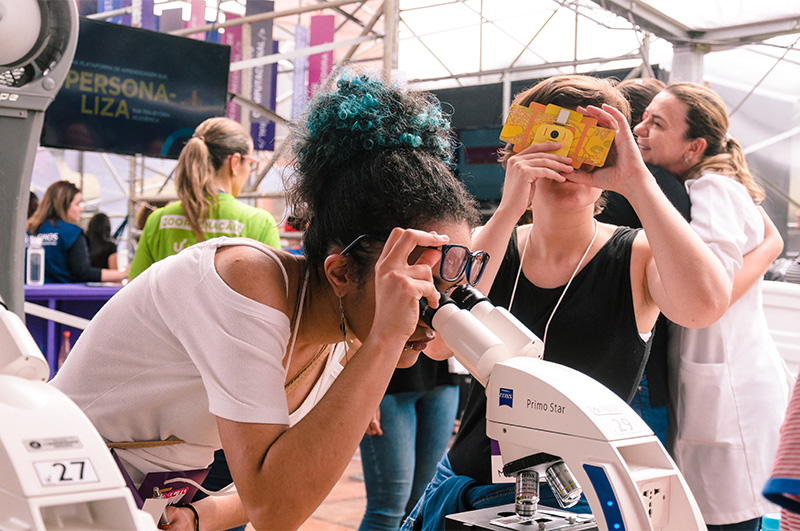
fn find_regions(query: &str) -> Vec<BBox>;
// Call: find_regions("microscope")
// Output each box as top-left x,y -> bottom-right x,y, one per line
421,286 -> 705,531
0,0 -> 154,526
0,297 -> 155,530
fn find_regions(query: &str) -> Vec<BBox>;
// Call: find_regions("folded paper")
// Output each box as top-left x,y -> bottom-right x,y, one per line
500,103 -> 616,168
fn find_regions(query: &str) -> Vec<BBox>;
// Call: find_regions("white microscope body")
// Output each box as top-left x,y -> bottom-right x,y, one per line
422,286 -> 705,531
0,1 -> 153,526
0,302 -> 154,530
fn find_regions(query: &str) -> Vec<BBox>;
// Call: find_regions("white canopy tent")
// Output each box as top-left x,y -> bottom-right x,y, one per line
3,0 -> 799,329
28,0 -> 800,251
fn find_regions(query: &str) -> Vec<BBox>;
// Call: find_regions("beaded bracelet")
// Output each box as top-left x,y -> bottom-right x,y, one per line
174,503 -> 199,531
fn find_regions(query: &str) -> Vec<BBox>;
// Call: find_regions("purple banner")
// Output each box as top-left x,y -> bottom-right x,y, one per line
224,14 -> 243,121
140,0 -> 156,30
157,7 -> 183,33
249,41 -> 278,151
97,0 -> 131,25
308,15 -> 334,99
292,24 -> 309,120
247,0 -> 276,151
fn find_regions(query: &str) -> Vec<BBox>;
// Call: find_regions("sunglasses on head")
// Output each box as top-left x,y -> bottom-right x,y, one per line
239,154 -> 260,173
340,233 -> 490,287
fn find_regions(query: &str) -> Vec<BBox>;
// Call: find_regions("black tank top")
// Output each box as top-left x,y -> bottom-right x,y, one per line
448,226 -> 652,484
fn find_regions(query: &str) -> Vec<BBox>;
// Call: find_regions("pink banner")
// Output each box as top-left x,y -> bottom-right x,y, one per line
308,15 -> 334,99
187,0 -> 206,40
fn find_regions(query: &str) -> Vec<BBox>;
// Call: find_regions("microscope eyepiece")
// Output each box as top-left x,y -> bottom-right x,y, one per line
448,284 -> 488,311
418,291 -> 454,329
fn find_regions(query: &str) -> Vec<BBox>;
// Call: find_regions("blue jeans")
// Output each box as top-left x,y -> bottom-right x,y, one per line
706,518 -> 762,530
359,384 -> 459,531
402,453 -> 591,531
628,374 -> 669,448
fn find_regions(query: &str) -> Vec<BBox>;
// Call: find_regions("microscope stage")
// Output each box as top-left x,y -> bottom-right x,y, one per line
445,503 -> 597,531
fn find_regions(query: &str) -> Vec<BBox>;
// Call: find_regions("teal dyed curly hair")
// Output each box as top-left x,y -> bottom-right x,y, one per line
288,70 -> 480,275
295,73 -> 454,172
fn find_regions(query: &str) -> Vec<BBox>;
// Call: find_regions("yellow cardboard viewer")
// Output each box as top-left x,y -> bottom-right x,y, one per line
499,102 -> 616,168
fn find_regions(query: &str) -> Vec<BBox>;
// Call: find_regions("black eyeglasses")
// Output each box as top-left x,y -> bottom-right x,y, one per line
439,243 -> 490,286
340,233 -> 490,287
340,234 -> 384,256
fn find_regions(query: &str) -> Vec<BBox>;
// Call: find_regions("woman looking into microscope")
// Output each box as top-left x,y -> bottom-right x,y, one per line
52,71 -> 485,531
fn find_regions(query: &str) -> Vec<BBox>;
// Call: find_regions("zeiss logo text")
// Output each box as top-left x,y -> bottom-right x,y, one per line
499,388 -> 513,408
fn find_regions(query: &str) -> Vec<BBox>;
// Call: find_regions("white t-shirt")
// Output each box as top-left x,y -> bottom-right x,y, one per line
51,237 -> 343,485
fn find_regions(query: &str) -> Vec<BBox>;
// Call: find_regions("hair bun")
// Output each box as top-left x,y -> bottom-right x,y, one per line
295,71 -> 455,173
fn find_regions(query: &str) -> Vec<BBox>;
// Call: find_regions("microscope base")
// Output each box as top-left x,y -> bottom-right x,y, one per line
445,503 -> 597,530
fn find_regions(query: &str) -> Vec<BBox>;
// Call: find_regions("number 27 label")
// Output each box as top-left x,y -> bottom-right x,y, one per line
34,459 -> 98,486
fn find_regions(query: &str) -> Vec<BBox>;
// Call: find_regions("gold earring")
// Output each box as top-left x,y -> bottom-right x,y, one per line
339,297 -> 347,342
339,297 -> 353,363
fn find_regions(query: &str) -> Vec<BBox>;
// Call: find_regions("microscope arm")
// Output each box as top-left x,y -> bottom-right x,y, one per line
420,286 -> 543,387
485,357 -> 705,531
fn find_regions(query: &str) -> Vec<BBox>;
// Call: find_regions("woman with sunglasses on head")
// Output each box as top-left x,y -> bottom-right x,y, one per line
50,70 -> 484,531
404,74 -> 732,531
128,116 -> 281,279
633,82 -> 790,531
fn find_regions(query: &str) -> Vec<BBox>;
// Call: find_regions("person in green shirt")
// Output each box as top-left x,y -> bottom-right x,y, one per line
129,116 -> 281,279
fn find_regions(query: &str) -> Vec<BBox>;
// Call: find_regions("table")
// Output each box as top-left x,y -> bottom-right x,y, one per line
25,283 -> 123,378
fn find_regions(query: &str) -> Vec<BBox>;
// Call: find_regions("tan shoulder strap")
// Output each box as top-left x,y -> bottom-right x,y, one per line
106,439 -> 185,449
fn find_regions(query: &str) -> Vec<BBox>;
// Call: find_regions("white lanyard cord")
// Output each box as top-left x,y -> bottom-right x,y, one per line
509,220 -> 599,350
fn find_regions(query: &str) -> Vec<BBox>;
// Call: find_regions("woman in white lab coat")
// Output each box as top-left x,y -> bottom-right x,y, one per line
634,81 -> 791,530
